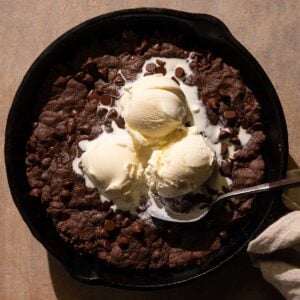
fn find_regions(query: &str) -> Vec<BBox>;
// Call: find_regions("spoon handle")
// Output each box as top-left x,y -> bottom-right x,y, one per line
217,176 -> 300,201
269,177 -> 300,189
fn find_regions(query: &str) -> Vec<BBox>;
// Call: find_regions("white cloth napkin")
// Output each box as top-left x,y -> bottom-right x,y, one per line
247,170 -> 300,300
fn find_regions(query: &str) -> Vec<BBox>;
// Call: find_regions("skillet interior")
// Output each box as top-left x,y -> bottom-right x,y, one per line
5,8 -> 288,289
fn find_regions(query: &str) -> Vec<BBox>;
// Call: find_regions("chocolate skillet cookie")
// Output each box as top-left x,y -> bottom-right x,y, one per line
26,31 -> 265,269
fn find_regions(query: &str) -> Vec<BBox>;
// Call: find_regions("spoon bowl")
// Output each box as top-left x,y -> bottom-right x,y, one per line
150,177 -> 300,223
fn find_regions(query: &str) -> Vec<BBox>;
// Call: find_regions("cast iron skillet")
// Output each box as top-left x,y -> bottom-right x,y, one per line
5,8 -> 288,289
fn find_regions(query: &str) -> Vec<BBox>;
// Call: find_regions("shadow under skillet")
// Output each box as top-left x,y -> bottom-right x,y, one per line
288,154 -> 299,170
48,155 -> 298,300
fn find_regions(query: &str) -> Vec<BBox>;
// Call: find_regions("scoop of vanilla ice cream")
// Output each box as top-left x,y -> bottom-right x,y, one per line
146,127 -> 216,198
120,74 -> 189,142
80,131 -> 145,213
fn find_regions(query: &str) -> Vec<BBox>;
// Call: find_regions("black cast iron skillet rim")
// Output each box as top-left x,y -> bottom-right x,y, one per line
5,7 -> 288,289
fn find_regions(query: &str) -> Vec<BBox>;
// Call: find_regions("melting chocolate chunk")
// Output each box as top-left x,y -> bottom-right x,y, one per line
175,67 -> 185,78
145,63 -> 156,73
99,94 -> 112,106
224,110 -> 236,119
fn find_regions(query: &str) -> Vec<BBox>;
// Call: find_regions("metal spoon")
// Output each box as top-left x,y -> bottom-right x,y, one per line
150,177 -> 300,223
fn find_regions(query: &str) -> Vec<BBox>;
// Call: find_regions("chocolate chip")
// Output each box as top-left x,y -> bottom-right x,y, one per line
82,73 -> 94,85
50,201 -> 64,209
219,88 -> 229,96
114,74 -> 125,86
41,157 -> 51,168
107,109 -> 118,119
115,213 -> 123,223
67,118 -> 76,134
70,109 -> 78,117
91,214 -> 102,224
104,125 -> 113,133
103,240 -> 112,252
156,59 -> 166,66
131,223 -> 144,234
140,39 -> 149,50
171,76 -> 180,85
146,63 -> 156,73
146,49 -> 159,57
98,67 -> 108,79
36,180 -> 45,188
135,47 -> 142,56
30,188 -> 41,197
221,143 -> 228,156
104,207 -> 115,219
88,91 -> 100,101
78,124 -> 91,135
56,125 -> 67,138
115,116 -> 125,129
175,67 -> 185,78
118,235 -> 129,249
97,107 -> 108,119
154,66 -> 166,75
62,181 -> 74,190
67,134 -> 75,144
104,220 -> 115,232
121,218 -> 130,228
60,189 -> 71,199
152,249 -> 161,261
99,94 -> 112,106
224,110 -> 236,119
83,58 -> 97,73
41,172 -> 48,181
152,44 -> 161,51
99,228 -> 109,238
54,76 -> 67,87
74,71 -> 85,81
33,181 -> 44,189
27,153 -> 36,163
